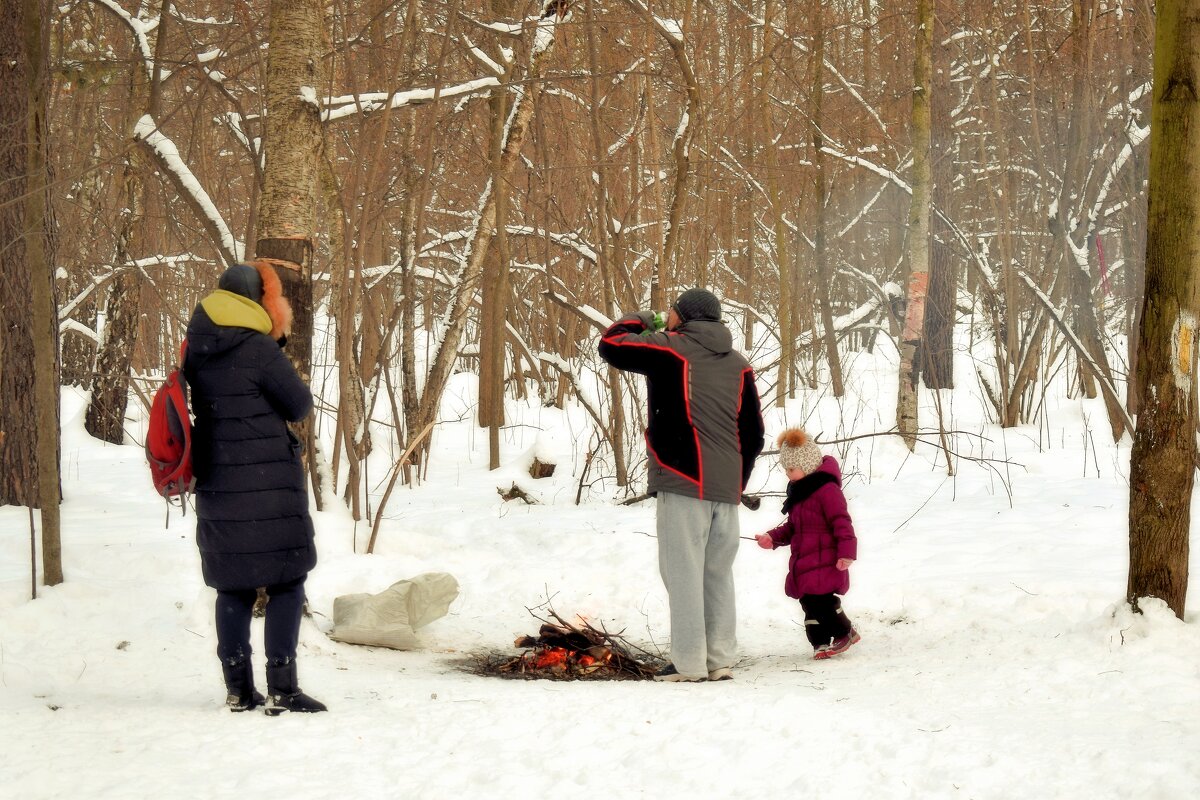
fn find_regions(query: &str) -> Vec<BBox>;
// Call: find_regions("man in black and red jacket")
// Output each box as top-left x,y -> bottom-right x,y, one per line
598,288 -> 764,681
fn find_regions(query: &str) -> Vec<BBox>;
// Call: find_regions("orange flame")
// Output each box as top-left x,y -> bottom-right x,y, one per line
533,647 -> 570,669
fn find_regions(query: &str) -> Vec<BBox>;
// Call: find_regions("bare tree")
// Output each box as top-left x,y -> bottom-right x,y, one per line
809,1 -> 842,398
411,1 -> 571,455
85,0 -> 173,444
0,0 -> 61,582
1127,0 -> 1200,619
478,0 -> 519,470
26,0 -> 60,584
922,0 -> 956,391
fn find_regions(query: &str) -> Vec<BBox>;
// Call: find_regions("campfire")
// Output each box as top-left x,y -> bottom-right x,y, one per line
467,608 -> 662,681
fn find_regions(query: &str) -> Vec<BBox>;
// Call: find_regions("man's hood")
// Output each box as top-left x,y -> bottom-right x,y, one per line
676,318 -> 732,354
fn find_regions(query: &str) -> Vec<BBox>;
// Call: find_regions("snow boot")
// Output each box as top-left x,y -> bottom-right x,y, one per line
816,629 -> 861,660
221,658 -> 265,712
264,659 -> 327,715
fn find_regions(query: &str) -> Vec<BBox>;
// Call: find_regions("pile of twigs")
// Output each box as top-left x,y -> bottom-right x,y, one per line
465,608 -> 663,681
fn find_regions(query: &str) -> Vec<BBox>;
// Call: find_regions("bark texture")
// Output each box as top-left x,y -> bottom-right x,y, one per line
0,0 -> 42,507
1127,0 -> 1199,619
898,0 -> 933,450
255,0 -> 328,501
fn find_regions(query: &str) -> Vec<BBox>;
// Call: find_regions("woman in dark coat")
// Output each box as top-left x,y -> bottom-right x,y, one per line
184,261 -> 325,714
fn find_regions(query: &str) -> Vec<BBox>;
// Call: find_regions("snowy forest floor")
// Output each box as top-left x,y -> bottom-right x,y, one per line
2,383 -> 1199,799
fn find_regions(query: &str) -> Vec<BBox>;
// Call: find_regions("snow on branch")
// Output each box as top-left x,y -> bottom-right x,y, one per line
624,0 -> 684,43
537,352 -> 609,435
134,115 -> 240,264
459,35 -> 510,77
323,77 -> 501,123
543,291 -> 612,333
60,318 -> 100,344
59,254 -> 208,319
90,0 -> 162,82
608,99 -> 646,158
1088,113 -> 1150,230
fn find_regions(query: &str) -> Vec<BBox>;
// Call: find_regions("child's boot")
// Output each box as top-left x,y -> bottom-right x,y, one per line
819,629 -> 861,659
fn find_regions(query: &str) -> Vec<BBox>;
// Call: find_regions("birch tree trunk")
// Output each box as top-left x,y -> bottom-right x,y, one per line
1127,0 -> 1200,619
898,0 -> 933,450
255,0 -> 328,500
256,0 -> 326,376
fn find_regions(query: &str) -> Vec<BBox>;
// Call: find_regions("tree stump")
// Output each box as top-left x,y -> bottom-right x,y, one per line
529,457 -> 556,479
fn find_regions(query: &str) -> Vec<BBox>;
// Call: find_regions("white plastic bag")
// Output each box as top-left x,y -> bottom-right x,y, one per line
329,572 -> 459,650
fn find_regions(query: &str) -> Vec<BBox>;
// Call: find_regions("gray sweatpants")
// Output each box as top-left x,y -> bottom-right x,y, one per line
656,491 -> 740,678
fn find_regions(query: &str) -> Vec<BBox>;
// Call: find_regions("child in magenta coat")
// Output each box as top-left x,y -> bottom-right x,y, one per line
756,428 -> 860,659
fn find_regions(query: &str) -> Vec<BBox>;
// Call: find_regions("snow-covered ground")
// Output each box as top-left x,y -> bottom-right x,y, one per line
3,353 -> 1199,798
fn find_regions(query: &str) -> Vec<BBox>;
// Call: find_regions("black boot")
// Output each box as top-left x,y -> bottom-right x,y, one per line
221,658 -> 265,712
264,659 -> 327,715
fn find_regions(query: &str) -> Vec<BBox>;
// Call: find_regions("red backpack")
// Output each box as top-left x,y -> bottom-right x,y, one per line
146,342 -> 195,508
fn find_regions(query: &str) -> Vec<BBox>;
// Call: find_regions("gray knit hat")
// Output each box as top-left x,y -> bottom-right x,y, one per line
778,428 -> 822,474
672,288 -> 721,323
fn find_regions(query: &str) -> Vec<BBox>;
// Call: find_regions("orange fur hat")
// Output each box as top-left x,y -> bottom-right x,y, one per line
251,259 -> 294,340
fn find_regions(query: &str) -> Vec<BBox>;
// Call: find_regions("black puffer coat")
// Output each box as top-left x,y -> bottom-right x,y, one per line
183,290 -> 316,591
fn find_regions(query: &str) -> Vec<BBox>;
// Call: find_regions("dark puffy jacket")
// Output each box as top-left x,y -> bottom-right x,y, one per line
598,312 -> 764,505
183,290 -> 316,591
766,456 -> 857,597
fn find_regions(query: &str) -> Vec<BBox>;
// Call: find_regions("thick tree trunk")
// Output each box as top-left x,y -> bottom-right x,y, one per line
22,0 -> 60,583
256,0 -> 326,381
898,0 -> 933,450
1127,0 -> 1200,619
255,0 -> 328,503
0,0 -> 60,578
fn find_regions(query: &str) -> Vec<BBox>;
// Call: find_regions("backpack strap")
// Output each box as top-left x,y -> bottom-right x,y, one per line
175,340 -> 192,516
